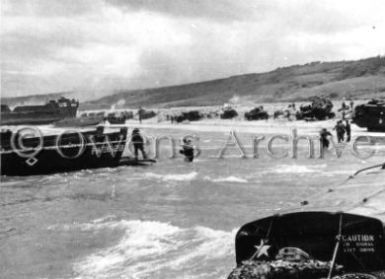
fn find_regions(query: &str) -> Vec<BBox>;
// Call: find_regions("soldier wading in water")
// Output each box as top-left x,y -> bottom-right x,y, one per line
131,128 -> 147,160
320,128 -> 332,149
334,120 -> 346,143
180,138 -> 194,162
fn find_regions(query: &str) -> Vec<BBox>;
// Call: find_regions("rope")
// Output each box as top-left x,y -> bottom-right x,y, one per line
349,163 -> 384,178
269,161 -> 385,221
346,187 -> 385,213
327,213 -> 343,279
296,162 -> 385,209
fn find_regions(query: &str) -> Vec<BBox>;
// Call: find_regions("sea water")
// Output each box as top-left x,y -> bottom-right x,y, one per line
1,125 -> 384,279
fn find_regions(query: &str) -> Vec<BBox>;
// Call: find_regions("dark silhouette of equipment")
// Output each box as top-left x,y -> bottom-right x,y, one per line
245,106 -> 269,121
296,97 -> 335,121
220,105 -> 238,119
1,97 -> 79,125
352,99 -> 385,131
174,111 -> 203,123
228,212 -> 385,279
0,126 -> 128,176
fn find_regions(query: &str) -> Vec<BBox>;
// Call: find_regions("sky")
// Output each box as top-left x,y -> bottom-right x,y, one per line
1,0 -> 384,98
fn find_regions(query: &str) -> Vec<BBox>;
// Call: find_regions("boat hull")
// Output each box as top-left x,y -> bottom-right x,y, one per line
1,128 -> 128,176
229,212 -> 385,278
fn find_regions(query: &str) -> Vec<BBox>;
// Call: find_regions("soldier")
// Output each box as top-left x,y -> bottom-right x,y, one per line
341,101 -> 348,120
131,128 -> 147,160
345,119 -> 351,142
334,120 -> 346,143
138,106 -> 144,124
320,128 -> 332,149
179,138 -> 194,162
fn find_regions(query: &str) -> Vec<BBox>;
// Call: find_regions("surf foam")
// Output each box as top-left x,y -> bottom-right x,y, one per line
145,171 -> 198,182
270,164 -> 326,174
72,218 -> 236,279
205,176 -> 248,183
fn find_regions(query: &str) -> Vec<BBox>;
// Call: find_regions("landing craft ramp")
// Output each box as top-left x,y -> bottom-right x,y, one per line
235,212 -> 385,272
229,165 -> 385,279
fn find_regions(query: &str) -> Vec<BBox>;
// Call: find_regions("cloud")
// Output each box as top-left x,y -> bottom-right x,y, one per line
1,0 -> 384,98
2,0 -> 102,17
105,0 -> 260,22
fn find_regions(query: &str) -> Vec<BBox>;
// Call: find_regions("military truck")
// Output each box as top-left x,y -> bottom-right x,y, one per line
174,110 -> 203,123
352,99 -> 385,131
296,96 -> 335,121
220,103 -> 238,119
244,106 -> 269,120
139,109 -> 157,120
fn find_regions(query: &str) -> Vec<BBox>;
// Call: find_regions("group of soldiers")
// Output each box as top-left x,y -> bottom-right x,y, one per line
320,119 -> 352,149
334,119 -> 351,143
318,100 -> 354,149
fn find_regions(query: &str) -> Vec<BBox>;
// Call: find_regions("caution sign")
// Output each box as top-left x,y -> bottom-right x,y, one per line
342,234 -> 376,254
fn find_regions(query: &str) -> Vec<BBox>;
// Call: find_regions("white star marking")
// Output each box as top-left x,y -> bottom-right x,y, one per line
254,240 -> 271,258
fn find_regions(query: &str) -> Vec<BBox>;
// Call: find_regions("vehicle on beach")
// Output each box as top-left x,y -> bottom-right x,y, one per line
104,111 -> 133,124
105,112 -> 126,124
352,99 -> 385,132
220,104 -> 238,119
1,97 -> 79,126
244,106 -> 269,120
174,110 -> 203,123
296,96 -> 335,121
228,211 -> 385,279
138,108 -> 157,120
0,126 -> 155,176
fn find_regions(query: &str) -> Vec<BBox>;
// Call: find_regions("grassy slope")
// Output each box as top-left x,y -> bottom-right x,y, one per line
82,56 -> 385,109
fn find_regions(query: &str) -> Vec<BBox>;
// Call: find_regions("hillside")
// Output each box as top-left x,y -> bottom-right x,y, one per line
81,56 -> 385,109
2,56 -> 384,109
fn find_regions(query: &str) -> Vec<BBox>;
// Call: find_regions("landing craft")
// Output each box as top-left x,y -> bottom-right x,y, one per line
228,212 -> 385,279
1,97 -> 79,126
0,126 -> 155,176
227,164 -> 385,279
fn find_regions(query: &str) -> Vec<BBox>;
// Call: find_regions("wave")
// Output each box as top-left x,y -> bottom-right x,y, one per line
205,176 -> 248,183
71,218 -> 236,279
263,164 -> 355,178
144,171 -> 198,182
271,164 -> 326,174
